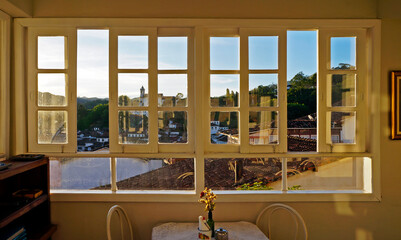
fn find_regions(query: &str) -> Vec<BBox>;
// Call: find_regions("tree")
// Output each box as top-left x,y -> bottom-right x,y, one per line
333,63 -> 354,70
118,95 -> 129,106
287,72 -> 317,120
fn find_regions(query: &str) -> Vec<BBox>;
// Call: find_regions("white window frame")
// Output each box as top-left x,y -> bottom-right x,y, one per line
27,27 -> 77,153
204,28 -> 288,153
14,18 -> 381,202
318,29 -> 367,153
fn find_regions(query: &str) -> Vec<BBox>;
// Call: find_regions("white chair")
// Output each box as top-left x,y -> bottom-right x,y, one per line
256,203 -> 308,240
107,205 -> 134,240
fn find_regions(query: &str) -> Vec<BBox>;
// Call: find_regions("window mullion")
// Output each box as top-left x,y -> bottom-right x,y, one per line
64,28 -> 77,153
355,29 -> 367,152
277,29 -> 287,153
194,27 -> 205,194
239,30 -> 249,153
111,157 -> 117,192
148,29 -> 158,153
317,29 -> 330,152
282,157 -> 288,192
108,29 -> 121,153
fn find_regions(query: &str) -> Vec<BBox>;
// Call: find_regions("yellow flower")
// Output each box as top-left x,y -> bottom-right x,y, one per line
199,187 -> 217,212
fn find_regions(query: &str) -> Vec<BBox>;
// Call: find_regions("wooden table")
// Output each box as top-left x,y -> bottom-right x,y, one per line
152,221 -> 268,240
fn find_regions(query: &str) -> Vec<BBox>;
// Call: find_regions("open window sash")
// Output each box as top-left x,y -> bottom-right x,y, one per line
109,27 -> 194,153
27,27 -> 77,153
204,28 -> 287,153
318,28 -> 367,153
239,28 -> 287,153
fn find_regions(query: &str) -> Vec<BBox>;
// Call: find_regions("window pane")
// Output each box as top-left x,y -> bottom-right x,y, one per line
249,36 -> 278,69
158,37 -> 187,70
116,158 -> 194,190
118,111 -> 148,144
286,157 -> 371,191
118,73 -> 148,107
38,111 -> 67,144
77,30 -> 109,152
118,36 -> 148,69
249,111 -> 278,145
330,74 -> 356,107
50,158 -> 110,190
38,73 -> 66,106
331,37 -> 356,70
287,30 -> 317,152
158,111 -> 187,143
210,37 -> 239,70
210,74 -> 239,107
331,111 -> 356,144
210,111 -> 239,144
205,158 -> 282,191
38,36 -> 65,69
158,74 -> 187,107
249,74 -> 278,107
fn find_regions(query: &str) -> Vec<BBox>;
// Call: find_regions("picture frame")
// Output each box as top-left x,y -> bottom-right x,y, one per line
391,71 -> 401,139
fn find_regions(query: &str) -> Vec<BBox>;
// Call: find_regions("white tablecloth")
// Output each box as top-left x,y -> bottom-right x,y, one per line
152,221 -> 268,240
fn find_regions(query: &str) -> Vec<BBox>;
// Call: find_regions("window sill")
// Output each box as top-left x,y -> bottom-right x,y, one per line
49,190 -> 380,202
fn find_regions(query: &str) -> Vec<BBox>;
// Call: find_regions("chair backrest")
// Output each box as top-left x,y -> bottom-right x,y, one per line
107,205 -> 134,240
256,203 -> 307,240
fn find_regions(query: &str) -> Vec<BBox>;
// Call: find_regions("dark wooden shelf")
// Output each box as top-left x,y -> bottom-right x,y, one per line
0,159 -> 48,180
0,157 -> 56,240
29,224 -> 57,240
0,194 -> 48,228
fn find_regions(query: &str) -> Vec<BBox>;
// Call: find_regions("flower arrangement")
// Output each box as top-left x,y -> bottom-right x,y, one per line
198,187 -> 217,212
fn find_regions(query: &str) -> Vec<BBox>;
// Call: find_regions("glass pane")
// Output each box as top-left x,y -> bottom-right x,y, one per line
205,158 -> 282,191
116,158 -> 194,190
118,73 -> 148,107
210,74 -> 239,107
38,73 -> 66,106
287,31 -> 317,152
118,111 -> 149,144
249,36 -> 278,69
38,111 -> 67,144
118,35 -> 148,69
331,111 -> 356,144
249,74 -> 278,107
158,74 -> 187,107
210,111 -> 239,144
331,37 -> 356,70
38,36 -> 65,69
249,111 -> 278,145
50,158 -> 110,190
158,111 -> 187,143
330,74 -> 356,107
77,30 -> 109,152
158,37 -> 187,70
286,157 -> 371,191
210,37 -> 239,70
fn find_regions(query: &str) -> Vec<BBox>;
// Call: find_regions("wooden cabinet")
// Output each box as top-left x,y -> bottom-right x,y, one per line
0,158 -> 57,240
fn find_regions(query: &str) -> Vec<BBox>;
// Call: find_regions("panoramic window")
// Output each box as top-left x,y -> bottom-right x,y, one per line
24,23 -> 375,198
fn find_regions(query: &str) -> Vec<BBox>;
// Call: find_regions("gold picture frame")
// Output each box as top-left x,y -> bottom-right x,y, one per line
391,71 -> 401,139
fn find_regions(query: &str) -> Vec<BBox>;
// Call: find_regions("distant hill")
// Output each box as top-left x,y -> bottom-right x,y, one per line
77,97 -> 109,109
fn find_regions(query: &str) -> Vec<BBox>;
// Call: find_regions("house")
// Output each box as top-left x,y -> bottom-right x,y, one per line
0,0 -> 400,240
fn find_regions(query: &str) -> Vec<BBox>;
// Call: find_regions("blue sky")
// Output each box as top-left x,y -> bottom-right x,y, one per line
38,30 -> 353,98
331,37 -> 356,68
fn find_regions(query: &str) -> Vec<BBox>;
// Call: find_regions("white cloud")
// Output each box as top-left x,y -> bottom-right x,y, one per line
210,74 -> 239,97
38,73 -> 66,96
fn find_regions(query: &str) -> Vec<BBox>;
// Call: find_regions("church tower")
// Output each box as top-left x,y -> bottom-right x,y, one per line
140,86 -> 145,98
